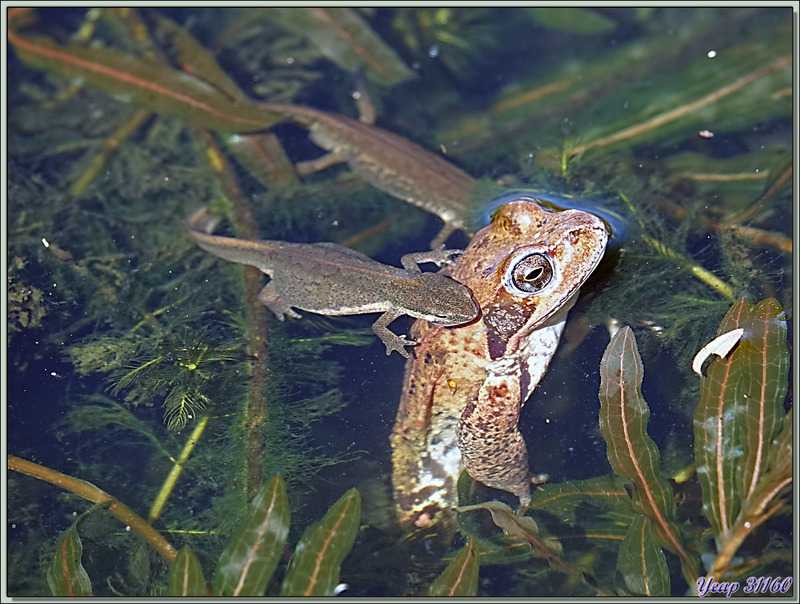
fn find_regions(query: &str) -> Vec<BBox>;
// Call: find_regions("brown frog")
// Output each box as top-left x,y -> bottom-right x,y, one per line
390,197 -> 608,528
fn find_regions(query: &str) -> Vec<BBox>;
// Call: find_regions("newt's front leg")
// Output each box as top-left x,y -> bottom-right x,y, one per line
372,309 -> 415,357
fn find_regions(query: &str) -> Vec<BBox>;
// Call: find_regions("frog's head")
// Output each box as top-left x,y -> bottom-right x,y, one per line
479,199 -> 609,358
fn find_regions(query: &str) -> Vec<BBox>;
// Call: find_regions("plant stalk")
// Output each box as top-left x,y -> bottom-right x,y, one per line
8,454 -> 177,563
190,125 -> 272,501
148,414 -> 211,523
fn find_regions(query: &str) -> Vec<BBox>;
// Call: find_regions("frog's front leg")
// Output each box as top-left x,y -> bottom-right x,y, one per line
258,283 -> 301,320
372,309 -> 415,357
457,367 -> 532,510
400,249 -> 464,272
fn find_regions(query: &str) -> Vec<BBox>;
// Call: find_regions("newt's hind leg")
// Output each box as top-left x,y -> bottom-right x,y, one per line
258,283 -> 301,320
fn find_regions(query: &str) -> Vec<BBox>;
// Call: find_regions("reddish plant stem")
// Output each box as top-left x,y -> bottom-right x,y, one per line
8,454 -> 178,563
725,165 -> 792,227
190,125 -> 272,501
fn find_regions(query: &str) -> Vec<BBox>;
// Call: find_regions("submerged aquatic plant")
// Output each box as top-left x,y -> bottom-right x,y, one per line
70,327 -> 240,431
7,461 -> 361,597
392,7 -> 499,77
109,329 -> 239,431
10,458 -> 485,597
596,299 -> 790,595
6,6 -> 791,597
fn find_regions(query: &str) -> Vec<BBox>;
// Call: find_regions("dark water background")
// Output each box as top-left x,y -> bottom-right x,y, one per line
6,7 -> 793,597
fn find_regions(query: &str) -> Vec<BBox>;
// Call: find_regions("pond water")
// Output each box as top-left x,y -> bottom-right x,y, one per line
6,7 -> 793,597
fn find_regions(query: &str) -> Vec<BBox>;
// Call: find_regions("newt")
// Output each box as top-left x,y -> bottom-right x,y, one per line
259,102 -> 477,247
187,206 -> 480,357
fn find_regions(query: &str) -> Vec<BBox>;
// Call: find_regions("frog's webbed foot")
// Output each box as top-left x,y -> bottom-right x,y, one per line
372,310 -> 415,357
258,283 -> 301,320
400,249 -> 464,271
514,484 -> 532,516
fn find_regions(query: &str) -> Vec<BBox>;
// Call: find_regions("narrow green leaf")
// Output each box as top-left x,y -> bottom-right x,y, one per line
527,8 -> 617,34
529,474 -> 634,543
764,407 -> 792,484
265,8 -> 415,86
280,488 -> 361,597
736,298 -> 788,500
428,536 -> 479,597
616,514 -> 670,596
745,406 -> 792,518
8,31 -> 280,133
224,132 -> 298,190
694,298 -> 750,537
46,525 -> 92,597
168,547 -> 207,597
151,14 -> 249,104
599,326 -> 697,579
212,475 -> 290,596
455,501 -> 563,558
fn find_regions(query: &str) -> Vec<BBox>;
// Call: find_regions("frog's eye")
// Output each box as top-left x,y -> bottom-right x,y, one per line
508,253 -> 554,294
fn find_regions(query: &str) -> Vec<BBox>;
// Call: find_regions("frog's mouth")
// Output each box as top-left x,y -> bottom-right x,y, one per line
483,290 -> 580,360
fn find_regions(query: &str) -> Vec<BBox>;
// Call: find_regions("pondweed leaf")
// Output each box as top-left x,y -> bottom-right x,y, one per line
427,536 -> 479,596
280,488 -> 360,596
168,547 -> 207,597
455,500 -> 609,594
224,131 -> 298,190
152,13 -> 250,104
694,299 -> 750,535
762,406 -> 792,502
694,298 -> 750,536
530,474 -> 634,543
735,299 -> 789,501
694,298 -> 790,545
7,30 -> 280,133
455,501 -> 563,558
598,326 -> 698,581
212,475 -> 290,596
264,8 -> 415,86
46,524 -> 92,597
616,514 -> 670,596
526,7 -> 617,34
